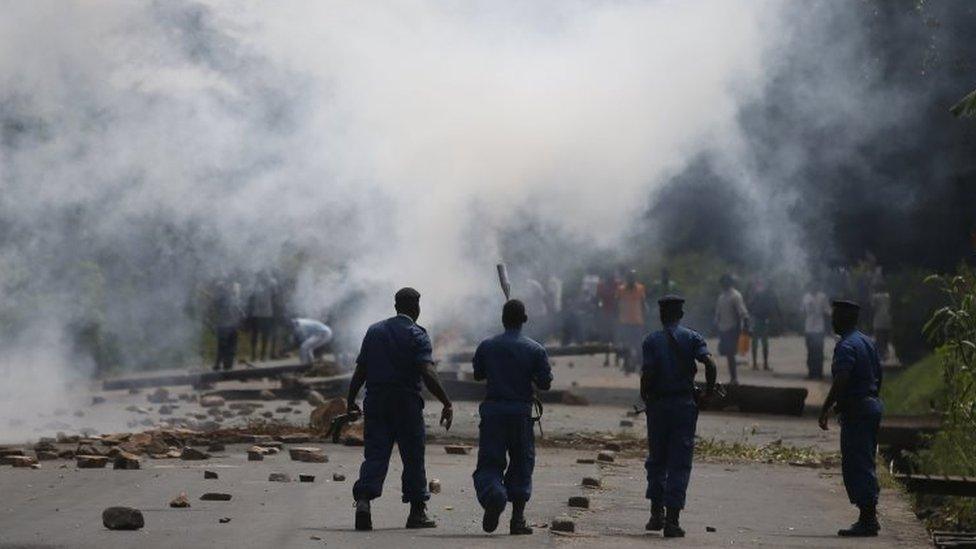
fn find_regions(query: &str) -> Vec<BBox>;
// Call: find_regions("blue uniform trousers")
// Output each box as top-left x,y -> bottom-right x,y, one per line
473,406 -> 535,509
839,396 -> 883,507
352,389 -> 429,503
645,395 -> 698,509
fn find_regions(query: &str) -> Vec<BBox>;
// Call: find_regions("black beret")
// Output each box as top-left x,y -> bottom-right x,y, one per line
831,299 -> 861,311
658,294 -> 686,306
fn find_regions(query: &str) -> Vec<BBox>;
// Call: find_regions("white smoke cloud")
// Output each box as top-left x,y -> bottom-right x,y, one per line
0,0 -> 786,438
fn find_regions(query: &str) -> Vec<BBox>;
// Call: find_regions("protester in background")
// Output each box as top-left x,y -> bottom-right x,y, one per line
802,282 -> 831,380
248,272 -> 277,362
211,278 -> 243,371
650,268 -> 679,302
292,318 -> 334,366
616,269 -> 647,374
596,270 -> 619,367
747,277 -> 780,371
523,278 -> 549,342
714,274 -> 749,385
870,286 -> 892,362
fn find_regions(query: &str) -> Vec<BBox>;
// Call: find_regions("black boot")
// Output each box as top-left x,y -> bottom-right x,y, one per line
482,499 -> 505,533
838,505 -> 879,537
509,500 -> 533,535
405,501 -> 436,529
646,503 -> 664,531
354,499 -> 372,531
663,507 -> 685,538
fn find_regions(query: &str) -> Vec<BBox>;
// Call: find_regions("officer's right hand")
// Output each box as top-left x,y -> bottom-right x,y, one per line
440,404 -> 453,431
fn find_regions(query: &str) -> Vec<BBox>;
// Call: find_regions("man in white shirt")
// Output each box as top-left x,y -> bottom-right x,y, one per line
714,274 -> 749,384
292,318 -> 334,366
802,284 -> 831,379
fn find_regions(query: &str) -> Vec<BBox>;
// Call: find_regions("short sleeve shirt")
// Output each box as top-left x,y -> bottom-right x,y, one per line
472,329 -> 552,411
642,323 -> 710,396
616,283 -> 647,326
831,330 -> 883,399
356,315 -> 433,394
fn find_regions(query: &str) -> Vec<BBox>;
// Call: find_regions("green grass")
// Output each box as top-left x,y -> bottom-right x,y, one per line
880,352 -> 945,415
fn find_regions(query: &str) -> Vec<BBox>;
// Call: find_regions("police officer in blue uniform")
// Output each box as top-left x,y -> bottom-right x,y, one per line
472,299 -> 553,535
347,287 -> 454,531
818,300 -> 884,537
640,295 -> 717,538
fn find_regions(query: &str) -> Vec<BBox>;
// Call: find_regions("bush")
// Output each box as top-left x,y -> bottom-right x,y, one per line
888,269 -> 944,364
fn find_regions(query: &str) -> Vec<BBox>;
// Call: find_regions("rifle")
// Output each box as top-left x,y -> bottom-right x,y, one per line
531,397 -> 544,438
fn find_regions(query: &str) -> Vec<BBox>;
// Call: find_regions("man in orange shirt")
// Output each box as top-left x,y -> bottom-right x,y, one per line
616,269 -> 648,374
596,271 -> 619,367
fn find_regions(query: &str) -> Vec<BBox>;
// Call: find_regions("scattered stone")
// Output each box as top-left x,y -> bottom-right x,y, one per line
551,517 -> 576,533
341,423 -> 365,446
200,493 -> 232,501
603,441 -> 623,451
73,410 -> 85,418
247,450 -> 265,461
200,395 -> 226,408
429,479 -> 441,494
113,452 -> 141,470
332,473 -> 345,482
706,526 -> 717,532
204,470 -> 219,479
276,433 -> 312,444
261,411 -> 274,419
269,472 -> 291,483
561,392 -> 589,406
125,405 -> 150,414
169,492 -> 191,508
128,388 -> 141,395
259,390 -> 276,401
147,388 -> 171,404
568,496 -> 590,509
619,420 -> 634,428
57,432 -> 79,444
58,449 -> 76,460
7,456 -> 38,468
306,390 -> 327,407
581,477 -> 601,488
103,507 -> 144,530
289,447 -> 328,463
158,405 -> 174,416
92,396 -> 106,405
207,442 -> 226,452
0,448 -> 26,457
597,450 -> 616,463
275,407 -> 293,413
77,455 -> 110,469
444,445 -> 472,455
309,398 -> 346,432
180,447 -> 211,461
218,517 -> 231,524
299,475 -> 315,483
139,418 -> 154,427
36,451 -> 59,461
576,458 -> 595,464
255,441 -> 283,450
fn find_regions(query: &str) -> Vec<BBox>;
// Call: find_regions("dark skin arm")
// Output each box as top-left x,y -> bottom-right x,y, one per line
641,354 -> 718,402
420,362 -> 453,430
345,361 -> 367,415
818,371 -> 850,430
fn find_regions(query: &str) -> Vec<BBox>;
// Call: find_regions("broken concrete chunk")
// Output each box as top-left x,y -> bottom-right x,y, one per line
92,396 -> 106,405
341,423 -> 365,447
113,452 -> 141,470
269,472 -> 291,483
568,496 -> 590,509
275,407 -> 293,413
36,451 -> 59,461
596,450 -> 616,463
260,411 -> 274,419
603,441 -> 623,451
299,474 -> 315,483
147,388 -> 171,404
619,420 -> 634,428
581,477 -> 601,488
8,456 -> 39,468
200,395 -> 226,408
103,507 -> 144,530
58,449 -> 76,460
259,390 -> 276,401
77,455 -> 110,469
218,517 -> 231,523
200,493 -> 232,501
332,473 -> 345,482
0,448 -> 26,457
169,492 -> 191,508
180,447 -> 211,461
276,433 -> 312,444
309,398 -> 347,433
207,442 -> 226,452
444,445 -> 472,455
576,458 -> 595,464
247,451 -> 265,462
429,479 -> 441,494
289,447 -> 328,463
551,517 -> 576,532
158,405 -> 174,416
204,470 -> 219,479
306,390 -> 327,407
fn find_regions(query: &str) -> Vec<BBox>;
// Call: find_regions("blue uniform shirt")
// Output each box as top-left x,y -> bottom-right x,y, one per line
356,314 -> 433,394
831,330 -> 883,400
472,329 -> 552,413
642,323 -> 710,396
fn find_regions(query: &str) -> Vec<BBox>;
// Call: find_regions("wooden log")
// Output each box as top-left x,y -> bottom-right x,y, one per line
102,363 -> 312,391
